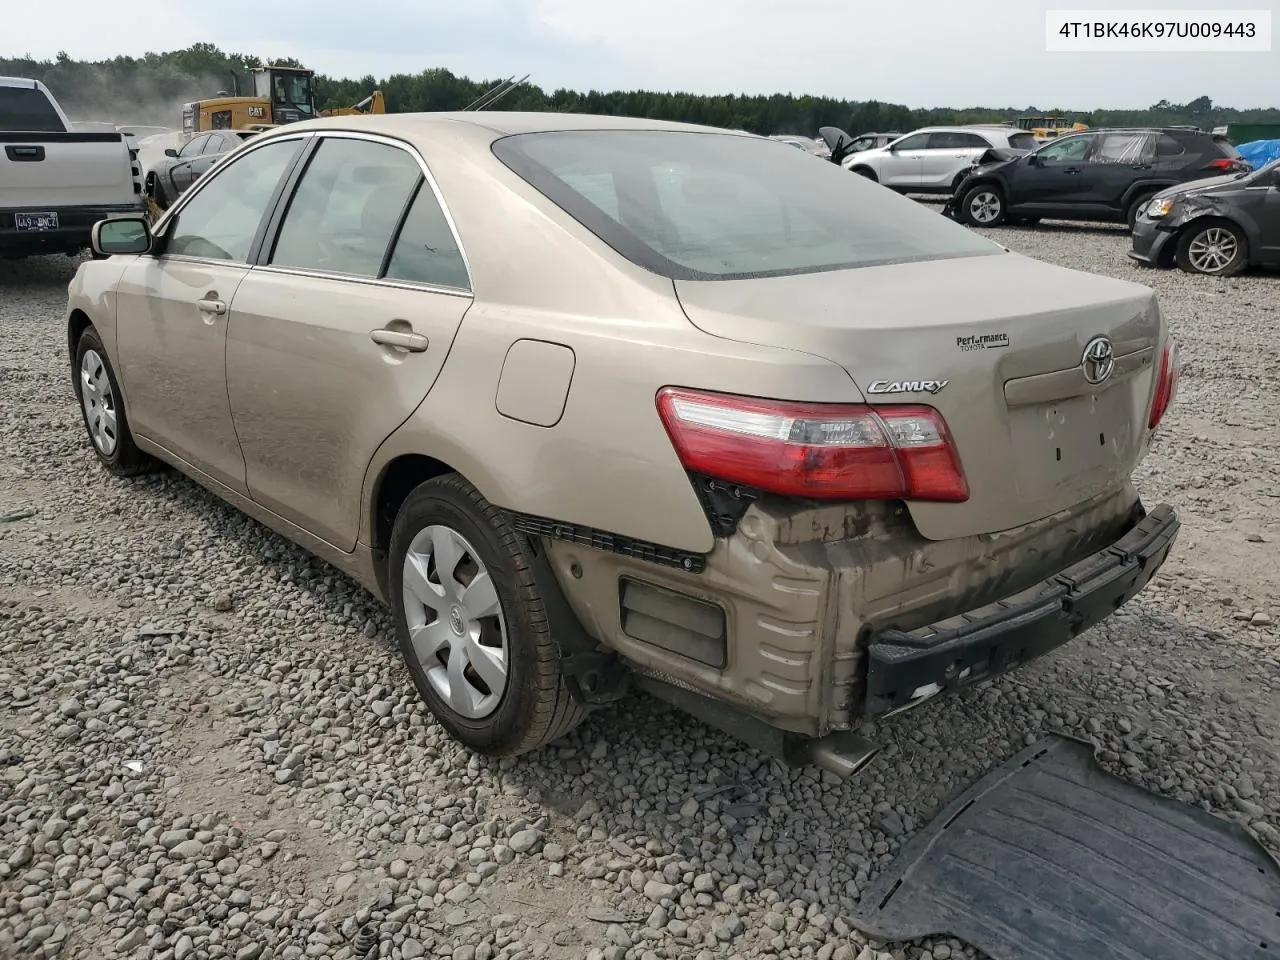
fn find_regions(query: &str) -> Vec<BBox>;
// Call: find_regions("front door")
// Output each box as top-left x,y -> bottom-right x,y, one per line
1007,133 -> 1098,210
115,136 -> 305,493
224,134 -> 473,550
877,132 -> 931,188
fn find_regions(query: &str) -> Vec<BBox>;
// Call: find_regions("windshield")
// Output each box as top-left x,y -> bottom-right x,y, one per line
272,73 -> 313,115
493,130 -> 1001,281
0,86 -> 66,132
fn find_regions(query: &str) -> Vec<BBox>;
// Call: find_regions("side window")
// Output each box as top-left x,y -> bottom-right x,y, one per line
384,182 -> 471,290
179,135 -> 208,158
201,134 -> 229,155
1036,135 -> 1093,162
891,133 -> 931,151
1093,133 -> 1151,163
166,139 -> 301,262
926,132 -> 966,150
270,137 -> 421,278
1156,135 -> 1185,158
1008,132 -> 1038,151
962,133 -> 993,149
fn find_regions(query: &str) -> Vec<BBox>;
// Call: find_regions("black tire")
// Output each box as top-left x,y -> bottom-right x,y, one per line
1125,192 -> 1157,230
959,184 -> 1006,227
950,171 -> 969,195
388,474 -> 586,756
850,166 -> 878,181
1175,220 -> 1248,277
72,328 -> 154,477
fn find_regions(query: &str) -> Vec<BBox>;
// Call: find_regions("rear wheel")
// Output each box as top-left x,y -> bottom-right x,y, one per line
389,475 -> 586,756
1175,221 -> 1248,276
73,328 -> 154,476
959,185 -> 1006,226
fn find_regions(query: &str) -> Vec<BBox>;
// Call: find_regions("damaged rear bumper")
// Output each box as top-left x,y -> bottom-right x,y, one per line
864,503 -> 1179,716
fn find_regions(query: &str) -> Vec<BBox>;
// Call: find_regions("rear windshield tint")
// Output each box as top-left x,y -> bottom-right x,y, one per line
492,130 -> 1001,281
0,86 -> 66,132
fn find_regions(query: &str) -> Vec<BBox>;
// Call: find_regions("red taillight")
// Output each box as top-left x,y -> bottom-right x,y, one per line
655,387 -> 969,503
1205,157 -> 1245,172
1148,338 -> 1180,430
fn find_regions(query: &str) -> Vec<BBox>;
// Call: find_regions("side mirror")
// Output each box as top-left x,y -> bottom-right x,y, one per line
164,147 -> 179,158
91,217 -> 152,257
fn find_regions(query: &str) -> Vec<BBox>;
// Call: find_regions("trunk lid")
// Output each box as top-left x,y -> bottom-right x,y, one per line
674,252 -> 1163,541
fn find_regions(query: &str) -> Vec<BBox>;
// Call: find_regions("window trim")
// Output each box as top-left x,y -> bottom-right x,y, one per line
251,130 -> 474,295
149,129 -> 473,295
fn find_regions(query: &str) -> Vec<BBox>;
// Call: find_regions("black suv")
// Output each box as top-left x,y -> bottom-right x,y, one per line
944,128 -> 1249,230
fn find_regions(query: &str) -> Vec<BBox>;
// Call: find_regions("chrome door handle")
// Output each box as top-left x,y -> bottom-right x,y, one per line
370,328 -> 429,352
196,299 -> 227,315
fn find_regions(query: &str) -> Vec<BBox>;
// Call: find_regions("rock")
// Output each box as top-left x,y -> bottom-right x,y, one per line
403,940 -> 425,959
170,839 -> 205,860
644,880 -> 677,901
509,829 -> 540,854
59,698 -> 83,718
211,592 -> 234,612
372,700 -> 393,718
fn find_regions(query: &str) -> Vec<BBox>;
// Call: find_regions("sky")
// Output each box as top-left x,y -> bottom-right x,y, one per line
4,0 -> 1277,109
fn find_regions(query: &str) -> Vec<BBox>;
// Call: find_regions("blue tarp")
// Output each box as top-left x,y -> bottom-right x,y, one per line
1236,139 -> 1280,169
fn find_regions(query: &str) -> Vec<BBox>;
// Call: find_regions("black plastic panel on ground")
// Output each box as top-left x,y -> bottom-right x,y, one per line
852,735 -> 1280,960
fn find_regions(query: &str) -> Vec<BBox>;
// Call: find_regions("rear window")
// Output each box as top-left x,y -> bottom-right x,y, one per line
493,130 -> 1001,281
1009,132 -> 1037,150
0,86 -> 66,133
1212,136 -> 1242,159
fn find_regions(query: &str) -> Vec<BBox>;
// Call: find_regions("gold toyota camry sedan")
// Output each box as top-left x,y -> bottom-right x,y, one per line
67,112 -> 1180,776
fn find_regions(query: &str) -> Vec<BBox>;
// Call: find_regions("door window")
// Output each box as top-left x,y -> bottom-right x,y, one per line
1008,132 -> 1038,150
179,135 -> 209,158
928,132 -> 990,150
1156,135 -> 1186,158
384,183 -> 471,290
1035,135 -> 1094,162
1092,133 -> 1152,163
270,137 -> 422,278
201,134 -> 230,155
890,133 -> 931,151
166,138 -> 302,262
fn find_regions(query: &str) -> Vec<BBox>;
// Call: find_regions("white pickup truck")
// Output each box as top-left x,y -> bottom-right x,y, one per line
1,76 -> 144,260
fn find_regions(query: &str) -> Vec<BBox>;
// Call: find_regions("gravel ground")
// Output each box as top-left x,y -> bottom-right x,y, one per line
2,224 -> 1278,960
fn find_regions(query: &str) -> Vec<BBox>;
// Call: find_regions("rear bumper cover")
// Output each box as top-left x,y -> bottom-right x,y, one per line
0,202 -> 143,254
864,503 -> 1179,716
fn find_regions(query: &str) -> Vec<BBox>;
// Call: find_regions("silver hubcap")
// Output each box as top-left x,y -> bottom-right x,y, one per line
969,191 -> 1001,224
402,525 -> 508,719
80,349 -> 118,456
1187,228 -> 1237,273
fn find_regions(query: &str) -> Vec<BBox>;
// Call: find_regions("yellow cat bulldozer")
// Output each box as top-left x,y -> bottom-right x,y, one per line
181,65 -> 384,136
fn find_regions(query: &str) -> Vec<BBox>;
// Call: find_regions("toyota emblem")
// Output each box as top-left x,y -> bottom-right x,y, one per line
1081,336 -> 1115,385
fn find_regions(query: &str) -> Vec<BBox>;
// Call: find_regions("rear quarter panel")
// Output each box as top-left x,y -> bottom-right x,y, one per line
361,124 -> 863,555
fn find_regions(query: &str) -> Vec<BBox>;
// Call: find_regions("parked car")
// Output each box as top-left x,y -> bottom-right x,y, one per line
70,113 -> 1180,774
841,126 -> 1038,194
946,127 -> 1250,230
1129,158 -> 1280,276
1,76 -> 143,259
146,129 -> 258,209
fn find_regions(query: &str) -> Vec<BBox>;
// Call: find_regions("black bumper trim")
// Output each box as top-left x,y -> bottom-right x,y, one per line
864,504 -> 1179,716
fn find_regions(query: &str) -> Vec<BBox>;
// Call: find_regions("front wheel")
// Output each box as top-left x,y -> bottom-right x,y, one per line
73,328 -> 155,476
850,166 -> 878,181
388,475 -> 586,756
959,185 -> 1006,226
1175,221 -> 1248,276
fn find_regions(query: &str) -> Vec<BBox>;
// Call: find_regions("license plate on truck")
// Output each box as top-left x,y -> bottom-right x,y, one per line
15,212 -> 59,232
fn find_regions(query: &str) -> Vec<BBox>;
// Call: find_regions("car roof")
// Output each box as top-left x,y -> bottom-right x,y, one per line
277,111 -> 758,145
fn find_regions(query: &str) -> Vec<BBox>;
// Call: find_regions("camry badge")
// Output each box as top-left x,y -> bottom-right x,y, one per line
1081,336 -> 1115,385
867,379 -> 950,396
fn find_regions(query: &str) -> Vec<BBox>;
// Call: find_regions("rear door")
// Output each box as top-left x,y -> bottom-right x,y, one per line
1081,132 -> 1156,210
877,132 -> 931,188
920,131 -> 991,189
224,133 -> 472,550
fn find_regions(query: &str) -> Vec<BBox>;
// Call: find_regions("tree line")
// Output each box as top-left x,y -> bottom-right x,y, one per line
4,43 -> 1277,135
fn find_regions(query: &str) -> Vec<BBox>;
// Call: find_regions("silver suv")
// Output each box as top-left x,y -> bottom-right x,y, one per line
842,125 -> 1038,194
